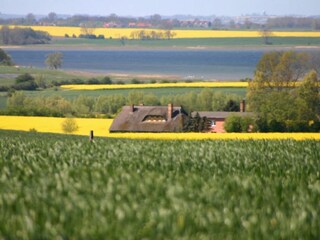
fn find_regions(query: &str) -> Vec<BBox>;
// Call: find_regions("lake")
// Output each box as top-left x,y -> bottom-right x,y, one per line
6,49 -> 264,80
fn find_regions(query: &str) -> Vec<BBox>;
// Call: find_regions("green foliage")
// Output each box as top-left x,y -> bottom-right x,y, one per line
94,95 -> 126,114
87,78 -> 100,84
61,117 -> 79,134
0,48 -> 13,66
247,51 -> 320,128
15,73 -> 34,83
0,131 -> 319,239
295,70 -> 320,121
100,76 -> 112,84
183,112 -> 210,132
224,115 -> 242,132
0,26 -> 51,45
5,92 -> 69,117
161,89 -> 242,113
12,73 -> 38,91
224,115 -> 255,133
223,99 -> 240,111
2,89 -> 244,118
131,78 -> 143,84
45,52 -> 63,70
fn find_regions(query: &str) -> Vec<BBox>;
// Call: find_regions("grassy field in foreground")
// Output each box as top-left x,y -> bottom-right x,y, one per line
0,116 -> 320,140
0,130 -> 319,239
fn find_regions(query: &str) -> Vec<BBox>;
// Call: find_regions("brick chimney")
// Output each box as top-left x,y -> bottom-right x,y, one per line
130,104 -> 134,113
168,103 -> 173,120
240,99 -> 246,112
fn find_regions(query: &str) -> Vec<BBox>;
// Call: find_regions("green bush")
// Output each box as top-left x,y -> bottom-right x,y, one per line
131,79 -> 143,84
15,73 -> 34,83
87,78 -> 100,84
224,115 -> 242,132
100,76 -> 112,84
61,117 -> 79,134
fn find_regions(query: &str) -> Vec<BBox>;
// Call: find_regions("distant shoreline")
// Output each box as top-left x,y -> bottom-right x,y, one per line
2,44 -> 320,52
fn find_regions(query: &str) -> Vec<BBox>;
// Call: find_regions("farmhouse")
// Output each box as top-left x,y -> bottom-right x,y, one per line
109,104 -> 188,132
192,100 -> 254,133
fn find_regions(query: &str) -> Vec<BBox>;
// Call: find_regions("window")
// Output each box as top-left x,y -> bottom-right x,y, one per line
209,120 -> 216,127
142,115 -> 166,123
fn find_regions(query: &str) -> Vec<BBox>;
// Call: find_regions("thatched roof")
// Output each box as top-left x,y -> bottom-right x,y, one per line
192,111 -> 254,119
109,105 -> 188,132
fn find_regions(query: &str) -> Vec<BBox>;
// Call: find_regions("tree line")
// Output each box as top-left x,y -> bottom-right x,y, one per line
267,17 -> 320,30
2,13 -> 320,30
2,89 -> 242,118
0,26 -> 51,45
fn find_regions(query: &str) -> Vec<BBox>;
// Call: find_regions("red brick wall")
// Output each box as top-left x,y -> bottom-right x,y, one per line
208,118 -> 226,133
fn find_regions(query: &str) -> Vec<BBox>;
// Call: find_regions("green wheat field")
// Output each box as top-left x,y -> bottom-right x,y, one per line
0,130 -> 319,239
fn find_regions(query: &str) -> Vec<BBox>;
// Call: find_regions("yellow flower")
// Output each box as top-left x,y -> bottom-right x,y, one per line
60,82 -> 248,90
3,25 -> 320,39
1,116 -> 319,140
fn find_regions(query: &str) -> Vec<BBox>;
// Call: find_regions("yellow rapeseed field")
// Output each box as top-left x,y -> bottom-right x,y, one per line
3,25 -> 320,39
0,116 -> 111,137
60,82 -> 248,90
1,116 -> 319,140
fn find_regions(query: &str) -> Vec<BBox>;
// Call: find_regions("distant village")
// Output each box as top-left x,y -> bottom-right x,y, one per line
1,12 -> 320,30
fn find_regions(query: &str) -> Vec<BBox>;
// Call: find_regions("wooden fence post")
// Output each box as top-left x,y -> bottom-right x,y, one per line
89,130 -> 94,142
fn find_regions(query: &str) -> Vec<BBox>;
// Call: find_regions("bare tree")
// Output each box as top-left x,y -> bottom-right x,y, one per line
260,25 -> 273,45
80,23 -> 96,36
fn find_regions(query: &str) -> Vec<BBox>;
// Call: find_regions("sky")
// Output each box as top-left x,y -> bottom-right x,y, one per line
1,0 -> 320,17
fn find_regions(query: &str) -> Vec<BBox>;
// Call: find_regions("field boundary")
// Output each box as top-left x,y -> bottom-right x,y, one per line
0,116 -> 319,140
60,82 -> 248,90
3,25 -> 320,39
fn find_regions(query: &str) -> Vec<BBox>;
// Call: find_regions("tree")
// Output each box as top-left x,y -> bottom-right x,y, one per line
101,76 -> 112,84
61,117 -> 79,134
7,92 -> 26,107
164,30 -> 176,40
224,115 -> 255,132
45,52 -> 63,70
260,25 -> 273,45
252,51 -> 309,91
295,70 -> 320,121
247,51 -> 309,117
247,51 -> 319,130
48,12 -> 57,23
0,26 -> 11,45
183,112 -> 210,132
213,18 -> 222,29
308,52 -> 320,74
25,13 -> 36,25
223,100 -> 240,112
150,14 -> 162,26
0,27 -> 51,45
80,23 -> 96,36
0,48 -> 13,66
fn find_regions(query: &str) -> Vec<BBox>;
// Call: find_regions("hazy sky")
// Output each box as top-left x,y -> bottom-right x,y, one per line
2,0 -> 320,16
